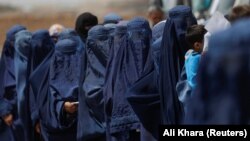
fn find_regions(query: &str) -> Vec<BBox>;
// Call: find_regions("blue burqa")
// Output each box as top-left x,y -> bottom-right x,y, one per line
77,25 -> 109,141
159,5 -> 197,124
0,25 -> 26,141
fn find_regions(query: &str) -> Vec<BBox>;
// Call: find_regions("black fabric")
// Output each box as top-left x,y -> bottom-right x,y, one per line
75,12 -> 98,43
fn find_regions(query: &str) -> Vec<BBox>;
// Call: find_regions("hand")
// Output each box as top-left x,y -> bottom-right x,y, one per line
35,122 -> 41,134
64,102 -> 78,114
3,114 -> 13,126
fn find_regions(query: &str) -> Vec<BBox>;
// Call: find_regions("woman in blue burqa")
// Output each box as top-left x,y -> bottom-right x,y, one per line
32,37 -> 82,141
126,6 -> 197,140
185,19 -> 250,124
105,17 -> 152,141
0,25 -> 26,141
77,25 -> 110,141
14,30 -> 34,141
126,20 -> 165,141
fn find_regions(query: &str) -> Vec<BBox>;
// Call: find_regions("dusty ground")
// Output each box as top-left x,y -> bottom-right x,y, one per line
0,0 -> 149,53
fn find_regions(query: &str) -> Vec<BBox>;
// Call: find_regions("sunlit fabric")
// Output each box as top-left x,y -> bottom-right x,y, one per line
0,25 -> 26,141
159,5 -> 197,124
103,13 -> 123,24
14,30 -> 32,141
185,19 -> 250,124
77,25 -> 109,141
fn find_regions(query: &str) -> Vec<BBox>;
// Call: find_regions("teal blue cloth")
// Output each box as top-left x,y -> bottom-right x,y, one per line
185,50 -> 201,89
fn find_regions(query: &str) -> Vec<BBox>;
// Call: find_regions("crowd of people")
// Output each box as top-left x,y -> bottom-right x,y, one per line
1,3 -> 250,141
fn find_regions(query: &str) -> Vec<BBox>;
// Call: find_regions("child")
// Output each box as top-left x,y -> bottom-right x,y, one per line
185,25 -> 207,89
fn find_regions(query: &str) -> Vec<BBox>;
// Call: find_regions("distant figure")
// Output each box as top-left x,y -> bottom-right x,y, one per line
228,4 -> 250,23
103,13 -> 123,24
75,12 -> 98,43
147,5 -> 165,28
49,24 -> 65,43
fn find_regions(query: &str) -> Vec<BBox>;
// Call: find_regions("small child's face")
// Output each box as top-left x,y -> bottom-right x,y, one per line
148,11 -> 164,26
193,41 -> 204,53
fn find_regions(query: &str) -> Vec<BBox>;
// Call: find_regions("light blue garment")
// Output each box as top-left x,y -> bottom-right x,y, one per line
185,50 -> 201,88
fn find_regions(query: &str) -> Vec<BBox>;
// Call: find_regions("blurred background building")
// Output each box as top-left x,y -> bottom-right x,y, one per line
0,0 -> 250,53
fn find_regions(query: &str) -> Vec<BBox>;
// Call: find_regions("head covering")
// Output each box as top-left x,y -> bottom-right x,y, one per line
103,13 -> 123,24
151,20 -> 166,74
50,38 -> 80,101
77,25 -> 109,141
75,12 -> 98,42
159,5 -> 197,124
14,30 -> 33,141
58,28 -> 85,52
186,19 -> 250,124
31,29 -> 54,70
152,20 -> 166,42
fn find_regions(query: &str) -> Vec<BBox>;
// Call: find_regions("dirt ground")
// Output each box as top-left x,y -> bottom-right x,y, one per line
0,0 -> 148,53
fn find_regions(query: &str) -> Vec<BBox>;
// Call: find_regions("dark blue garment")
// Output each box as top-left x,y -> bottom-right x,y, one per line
185,19 -> 250,124
151,21 -> 165,74
58,28 -> 85,51
125,19 -> 164,141
29,30 -> 54,127
152,20 -> 166,42
28,30 -> 54,141
0,25 -> 26,141
103,24 -> 127,140
159,6 -> 197,125
14,30 -> 33,141
103,13 -> 123,24
77,25 -> 109,141
107,17 -> 151,140
39,38 -> 81,141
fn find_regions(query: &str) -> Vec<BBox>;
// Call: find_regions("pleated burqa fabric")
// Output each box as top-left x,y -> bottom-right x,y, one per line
77,25 -> 109,141
106,17 -> 151,141
185,19 -> 250,124
159,5 -> 197,125
103,23 -> 127,141
125,20 -> 165,141
14,30 -> 33,141
0,25 -> 26,141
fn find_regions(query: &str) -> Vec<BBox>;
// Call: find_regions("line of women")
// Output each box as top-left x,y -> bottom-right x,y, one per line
1,4 -> 250,141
